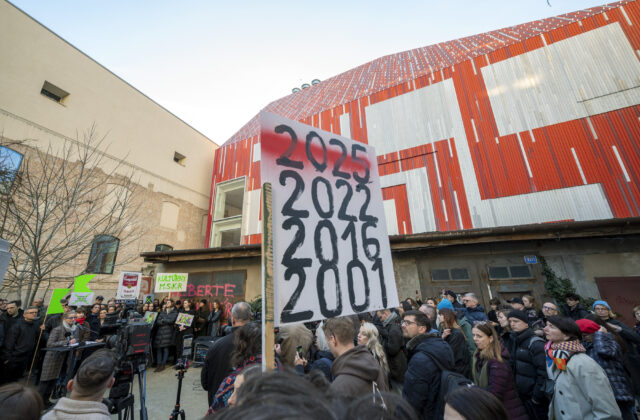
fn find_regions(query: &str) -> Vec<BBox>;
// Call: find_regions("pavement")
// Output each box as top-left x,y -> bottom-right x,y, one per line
110,363 -> 210,419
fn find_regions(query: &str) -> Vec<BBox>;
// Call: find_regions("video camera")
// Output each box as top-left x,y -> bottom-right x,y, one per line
100,300 -> 152,420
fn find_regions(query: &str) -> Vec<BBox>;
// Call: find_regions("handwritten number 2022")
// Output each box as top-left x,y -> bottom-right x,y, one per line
275,124 -> 386,322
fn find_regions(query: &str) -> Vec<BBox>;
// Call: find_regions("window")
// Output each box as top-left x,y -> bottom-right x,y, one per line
431,268 -> 470,281
210,178 -> 245,247
174,152 -> 186,165
155,244 -> 173,252
0,146 -> 23,194
488,265 -> 533,280
40,81 -> 69,104
488,266 -> 510,279
86,235 -> 119,274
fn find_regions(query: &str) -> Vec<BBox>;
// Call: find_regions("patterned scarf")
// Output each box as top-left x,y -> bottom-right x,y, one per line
545,339 -> 585,371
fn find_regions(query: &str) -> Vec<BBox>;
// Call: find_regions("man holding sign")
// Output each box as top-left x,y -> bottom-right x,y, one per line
260,111 -> 399,326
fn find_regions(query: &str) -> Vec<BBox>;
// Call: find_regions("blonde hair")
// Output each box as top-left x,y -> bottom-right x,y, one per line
359,322 -> 389,374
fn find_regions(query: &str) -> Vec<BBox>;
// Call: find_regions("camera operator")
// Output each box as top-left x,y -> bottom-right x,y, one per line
38,310 -> 90,407
42,349 -> 116,420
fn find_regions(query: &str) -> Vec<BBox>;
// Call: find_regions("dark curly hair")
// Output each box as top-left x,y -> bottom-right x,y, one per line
231,322 -> 262,368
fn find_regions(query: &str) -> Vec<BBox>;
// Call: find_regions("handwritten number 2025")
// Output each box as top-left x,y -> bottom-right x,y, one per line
275,124 -> 387,323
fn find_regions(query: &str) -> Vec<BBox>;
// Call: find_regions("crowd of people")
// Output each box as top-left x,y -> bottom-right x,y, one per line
201,292 -> 640,420
0,290 -> 639,419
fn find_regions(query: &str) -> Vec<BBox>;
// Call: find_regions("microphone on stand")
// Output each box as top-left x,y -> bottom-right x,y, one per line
64,331 -> 71,345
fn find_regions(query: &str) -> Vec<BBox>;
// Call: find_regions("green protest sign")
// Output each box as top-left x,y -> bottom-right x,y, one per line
74,274 -> 95,293
47,288 -> 71,315
154,273 -> 188,293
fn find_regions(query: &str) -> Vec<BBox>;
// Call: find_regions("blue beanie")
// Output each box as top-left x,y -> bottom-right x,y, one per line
437,299 -> 454,311
592,300 -> 611,311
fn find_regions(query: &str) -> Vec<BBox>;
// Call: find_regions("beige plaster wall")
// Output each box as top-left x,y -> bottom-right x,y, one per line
0,0 -> 216,209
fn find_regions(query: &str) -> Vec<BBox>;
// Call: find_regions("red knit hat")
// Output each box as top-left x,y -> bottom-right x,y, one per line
576,319 -> 600,334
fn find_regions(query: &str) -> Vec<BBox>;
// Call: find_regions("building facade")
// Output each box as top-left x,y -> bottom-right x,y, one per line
0,0 -> 217,301
144,1 -> 640,323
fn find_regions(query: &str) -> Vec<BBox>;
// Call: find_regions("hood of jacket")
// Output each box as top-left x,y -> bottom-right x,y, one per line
407,333 -> 454,368
331,345 -> 383,382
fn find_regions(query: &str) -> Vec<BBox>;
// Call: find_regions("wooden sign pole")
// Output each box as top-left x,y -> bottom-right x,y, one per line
261,183 -> 275,372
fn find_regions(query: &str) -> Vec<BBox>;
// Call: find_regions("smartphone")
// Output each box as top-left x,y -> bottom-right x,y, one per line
296,345 -> 303,358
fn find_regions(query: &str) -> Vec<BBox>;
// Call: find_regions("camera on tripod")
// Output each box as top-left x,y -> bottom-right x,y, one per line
100,301 -> 152,420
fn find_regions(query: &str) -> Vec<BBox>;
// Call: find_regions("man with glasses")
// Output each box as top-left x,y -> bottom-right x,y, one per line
533,302 -> 559,338
38,310 -> 89,408
402,310 -> 454,419
0,306 -> 40,385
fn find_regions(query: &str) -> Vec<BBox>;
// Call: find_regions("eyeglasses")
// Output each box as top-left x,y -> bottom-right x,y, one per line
25,311 -> 38,314
401,320 -> 417,326
542,306 -> 556,311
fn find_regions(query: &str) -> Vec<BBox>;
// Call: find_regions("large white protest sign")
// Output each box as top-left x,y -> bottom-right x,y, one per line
260,111 -> 398,326
116,272 -> 142,300
155,273 -> 188,293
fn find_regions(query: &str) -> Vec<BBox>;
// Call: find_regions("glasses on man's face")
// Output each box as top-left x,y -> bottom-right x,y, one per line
542,306 -> 556,311
25,311 -> 38,315
401,320 -> 416,326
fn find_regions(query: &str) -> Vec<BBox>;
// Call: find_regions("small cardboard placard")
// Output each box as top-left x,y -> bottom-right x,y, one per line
69,292 -> 95,307
143,311 -> 158,325
175,312 -> 194,327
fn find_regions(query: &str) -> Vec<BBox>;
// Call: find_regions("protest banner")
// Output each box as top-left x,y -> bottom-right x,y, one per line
69,292 -> 94,306
155,273 -> 188,293
175,312 -> 194,327
143,294 -> 154,305
143,311 -> 158,325
116,271 -> 141,299
260,111 -> 399,326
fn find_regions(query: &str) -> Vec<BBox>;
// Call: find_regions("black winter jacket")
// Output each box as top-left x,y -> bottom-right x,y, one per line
584,332 -> 634,402
201,326 -> 238,406
561,303 -> 589,321
507,328 -> 548,402
443,328 -> 471,378
379,312 -> 407,383
1,318 -> 40,364
153,308 -> 178,348
402,333 -> 454,420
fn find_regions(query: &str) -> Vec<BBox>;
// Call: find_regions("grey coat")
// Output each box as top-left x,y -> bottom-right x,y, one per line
41,323 -> 89,381
547,352 -> 621,420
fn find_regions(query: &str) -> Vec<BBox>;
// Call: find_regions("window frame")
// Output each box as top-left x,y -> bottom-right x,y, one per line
86,235 -> 120,274
210,177 -> 245,248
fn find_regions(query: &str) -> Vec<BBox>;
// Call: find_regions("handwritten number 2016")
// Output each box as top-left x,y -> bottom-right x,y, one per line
275,124 -> 386,322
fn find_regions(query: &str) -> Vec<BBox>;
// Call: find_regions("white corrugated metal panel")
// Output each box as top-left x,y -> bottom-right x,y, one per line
483,22 -> 640,137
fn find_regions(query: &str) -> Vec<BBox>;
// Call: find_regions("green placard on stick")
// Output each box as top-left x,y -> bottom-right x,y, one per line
46,288 -> 71,315
74,274 -> 95,293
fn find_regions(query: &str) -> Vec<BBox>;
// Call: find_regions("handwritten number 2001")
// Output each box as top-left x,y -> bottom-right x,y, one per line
275,124 -> 386,322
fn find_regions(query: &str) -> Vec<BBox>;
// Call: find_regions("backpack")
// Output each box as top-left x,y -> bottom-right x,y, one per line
527,335 -> 555,398
423,350 -> 474,419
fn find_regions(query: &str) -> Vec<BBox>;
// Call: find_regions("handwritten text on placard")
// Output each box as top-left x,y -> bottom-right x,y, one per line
260,112 -> 398,326
155,273 -> 188,293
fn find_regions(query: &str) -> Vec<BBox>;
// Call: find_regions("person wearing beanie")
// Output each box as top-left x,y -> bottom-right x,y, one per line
437,300 -> 454,312
592,299 -> 640,405
443,290 -> 465,311
438,299 -> 475,354
544,316 -> 621,420
507,298 -> 525,311
506,310 -> 549,419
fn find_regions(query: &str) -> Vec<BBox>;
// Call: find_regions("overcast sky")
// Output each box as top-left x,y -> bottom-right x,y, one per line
10,0 -> 609,145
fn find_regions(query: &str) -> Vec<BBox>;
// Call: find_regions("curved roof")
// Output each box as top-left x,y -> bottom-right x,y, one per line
224,0 -> 630,146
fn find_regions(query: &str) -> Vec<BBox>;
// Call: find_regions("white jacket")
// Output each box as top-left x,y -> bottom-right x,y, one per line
41,397 -> 110,420
547,353 -> 621,420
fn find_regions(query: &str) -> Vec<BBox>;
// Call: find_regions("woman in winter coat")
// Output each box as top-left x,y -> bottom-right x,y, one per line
438,308 -> 472,378
176,299 -> 196,358
593,300 -> 640,397
38,311 -> 89,407
357,322 -> 390,382
207,300 -> 223,337
471,321 -> 527,420
543,316 -> 621,420
153,299 -> 178,372
576,318 -> 636,420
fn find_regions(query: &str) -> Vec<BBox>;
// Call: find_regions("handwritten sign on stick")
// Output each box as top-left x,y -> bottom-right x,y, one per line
260,111 -> 399,326
155,273 -> 188,293
175,313 -> 195,327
